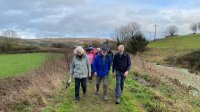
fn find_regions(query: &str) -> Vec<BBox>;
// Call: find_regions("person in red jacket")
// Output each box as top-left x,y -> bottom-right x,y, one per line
86,46 -> 95,83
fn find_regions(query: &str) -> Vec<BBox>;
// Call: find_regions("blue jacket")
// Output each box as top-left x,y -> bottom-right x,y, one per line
93,54 -> 111,77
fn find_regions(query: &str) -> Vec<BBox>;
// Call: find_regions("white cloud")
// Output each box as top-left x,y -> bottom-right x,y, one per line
0,0 -> 200,39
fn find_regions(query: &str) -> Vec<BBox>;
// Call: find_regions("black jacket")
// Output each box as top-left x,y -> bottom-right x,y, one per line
112,52 -> 131,73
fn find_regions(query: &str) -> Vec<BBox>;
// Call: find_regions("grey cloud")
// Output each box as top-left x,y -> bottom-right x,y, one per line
1,0 -> 200,38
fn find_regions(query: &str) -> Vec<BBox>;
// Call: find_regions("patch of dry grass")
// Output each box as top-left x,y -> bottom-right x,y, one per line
0,52 -> 73,112
139,48 -> 195,65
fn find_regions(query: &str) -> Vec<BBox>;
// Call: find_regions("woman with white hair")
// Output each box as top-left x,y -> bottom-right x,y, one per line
70,46 -> 91,102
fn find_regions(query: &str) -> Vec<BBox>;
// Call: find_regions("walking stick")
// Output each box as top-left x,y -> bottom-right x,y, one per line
64,48 -> 72,89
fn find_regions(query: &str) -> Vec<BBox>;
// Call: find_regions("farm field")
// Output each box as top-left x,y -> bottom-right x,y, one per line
0,53 -> 47,79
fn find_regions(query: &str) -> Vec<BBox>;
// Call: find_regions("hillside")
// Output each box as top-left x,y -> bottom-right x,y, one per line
148,34 -> 200,49
140,34 -> 200,72
30,38 -> 107,44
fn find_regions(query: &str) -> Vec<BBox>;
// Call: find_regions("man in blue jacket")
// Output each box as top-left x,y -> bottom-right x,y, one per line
112,45 -> 131,104
93,46 -> 111,101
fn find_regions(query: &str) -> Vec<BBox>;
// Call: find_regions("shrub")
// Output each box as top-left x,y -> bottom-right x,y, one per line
165,50 -> 200,72
51,43 -> 66,48
126,32 -> 149,54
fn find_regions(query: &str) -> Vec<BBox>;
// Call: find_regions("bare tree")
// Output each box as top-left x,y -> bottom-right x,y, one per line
125,22 -> 141,39
0,30 -> 18,51
112,28 -> 122,46
190,23 -> 197,34
112,21 -> 148,54
112,26 -> 127,45
1,30 -> 18,41
112,21 -> 141,45
166,25 -> 179,37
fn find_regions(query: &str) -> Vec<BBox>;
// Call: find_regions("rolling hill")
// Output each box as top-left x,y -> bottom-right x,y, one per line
140,34 -> 200,72
148,34 -> 200,49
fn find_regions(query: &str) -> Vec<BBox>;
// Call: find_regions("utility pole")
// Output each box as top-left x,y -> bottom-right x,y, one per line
154,25 -> 158,41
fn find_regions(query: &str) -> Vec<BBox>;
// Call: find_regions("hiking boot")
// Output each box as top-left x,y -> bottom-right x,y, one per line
95,91 -> 98,95
115,97 -> 120,104
75,97 -> 80,103
103,96 -> 108,101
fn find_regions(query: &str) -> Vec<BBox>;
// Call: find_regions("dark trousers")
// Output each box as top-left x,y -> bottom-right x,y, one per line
89,64 -> 94,80
115,71 -> 125,98
75,78 -> 87,98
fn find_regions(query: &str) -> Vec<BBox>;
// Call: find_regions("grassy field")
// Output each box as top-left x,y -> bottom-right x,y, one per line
140,34 -> 200,65
148,34 -> 200,49
0,53 -> 47,79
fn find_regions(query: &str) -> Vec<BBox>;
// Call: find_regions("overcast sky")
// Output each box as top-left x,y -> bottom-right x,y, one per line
0,0 -> 200,39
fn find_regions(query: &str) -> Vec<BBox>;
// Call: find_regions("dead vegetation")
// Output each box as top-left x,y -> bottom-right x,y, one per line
166,50 -> 200,73
132,70 -> 200,112
132,55 -> 200,111
0,52 -> 73,112
134,55 -> 200,94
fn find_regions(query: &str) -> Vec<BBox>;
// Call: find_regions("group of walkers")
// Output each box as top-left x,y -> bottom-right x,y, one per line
70,45 -> 131,104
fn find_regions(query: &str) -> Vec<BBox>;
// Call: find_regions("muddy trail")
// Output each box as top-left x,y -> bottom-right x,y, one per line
134,55 -> 200,98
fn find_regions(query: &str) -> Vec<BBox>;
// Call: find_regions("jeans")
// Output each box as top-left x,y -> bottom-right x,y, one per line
96,76 -> 108,97
115,71 -> 125,98
75,78 -> 87,98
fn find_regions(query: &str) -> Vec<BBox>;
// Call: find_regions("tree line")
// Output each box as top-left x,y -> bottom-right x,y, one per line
165,22 -> 200,38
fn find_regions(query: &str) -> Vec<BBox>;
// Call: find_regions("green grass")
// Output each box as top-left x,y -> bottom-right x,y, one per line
0,53 -> 47,79
41,69 -> 200,111
140,34 -> 200,65
128,72 -> 200,112
126,72 -> 167,112
42,72 -> 141,112
42,71 -> 174,112
149,34 -> 200,49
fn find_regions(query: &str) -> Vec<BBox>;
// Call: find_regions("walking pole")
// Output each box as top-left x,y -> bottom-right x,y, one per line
64,48 -> 72,89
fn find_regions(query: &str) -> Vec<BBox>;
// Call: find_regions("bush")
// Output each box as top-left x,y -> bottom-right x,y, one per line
0,41 -> 39,53
51,43 -> 66,48
126,32 -> 149,54
177,50 -> 200,71
165,50 -> 200,72
0,42 -> 12,52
